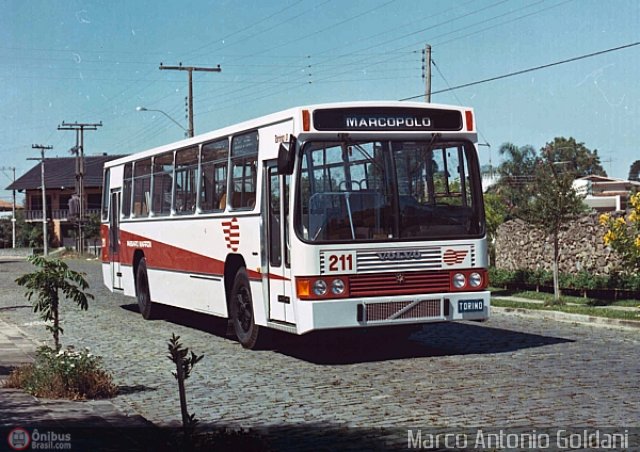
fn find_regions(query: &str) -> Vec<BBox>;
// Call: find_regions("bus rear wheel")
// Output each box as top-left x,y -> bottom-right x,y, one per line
136,257 -> 156,320
229,268 -> 261,349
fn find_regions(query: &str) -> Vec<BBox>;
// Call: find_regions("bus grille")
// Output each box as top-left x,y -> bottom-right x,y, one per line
355,247 -> 443,272
349,270 -> 450,297
365,299 -> 441,322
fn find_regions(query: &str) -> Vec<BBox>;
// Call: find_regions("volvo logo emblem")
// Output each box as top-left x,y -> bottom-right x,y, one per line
376,250 -> 422,261
396,273 -> 406,284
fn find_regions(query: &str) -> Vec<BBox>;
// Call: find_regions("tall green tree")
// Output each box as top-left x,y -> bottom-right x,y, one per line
494,143 -> 538,215
519,145 -> 588,303
483,192 -> 508,264
543,137 -> 606,177
629,160 -> 640,182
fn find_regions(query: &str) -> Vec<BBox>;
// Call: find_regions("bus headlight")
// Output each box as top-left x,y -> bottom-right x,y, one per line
469,272 -> 482,288
313,279 -> 328,296
296,276 -> 350,300
452,273 -> 466,289
331,278 -> 346,295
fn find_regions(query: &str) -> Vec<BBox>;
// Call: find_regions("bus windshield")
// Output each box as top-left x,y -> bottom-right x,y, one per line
296,139 -> 484,242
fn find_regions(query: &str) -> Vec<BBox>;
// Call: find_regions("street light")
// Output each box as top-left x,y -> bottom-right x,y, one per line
136,107 -> 188,136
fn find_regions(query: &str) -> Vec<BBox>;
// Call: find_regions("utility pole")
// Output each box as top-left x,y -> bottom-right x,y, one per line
0,166 -> 17,248
422,44 -> 432,103
57,121 -> 102,254
29,145 -> 52,256
159,62 -> 222,137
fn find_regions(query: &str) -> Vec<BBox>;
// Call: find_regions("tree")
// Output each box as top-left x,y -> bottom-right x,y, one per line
0,218 -> 12,248
16,215 -> 55,249
493,143 -> 538,215
15,256 -> 94,350
519,145 -> 587,303
629,160 -> 640,182
83,213 -> 101,241
542,137 -> 606,177
483,192 -> 508,264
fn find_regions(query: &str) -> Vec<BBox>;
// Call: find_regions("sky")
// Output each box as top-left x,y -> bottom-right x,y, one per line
1,0 -> 639,204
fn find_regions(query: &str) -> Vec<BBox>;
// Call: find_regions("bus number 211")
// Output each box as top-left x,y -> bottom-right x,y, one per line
326,252 -> 356,274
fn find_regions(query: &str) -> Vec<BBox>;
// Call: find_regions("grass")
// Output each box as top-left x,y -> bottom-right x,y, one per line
491,293 -> 640,322
490,288 -> 640,308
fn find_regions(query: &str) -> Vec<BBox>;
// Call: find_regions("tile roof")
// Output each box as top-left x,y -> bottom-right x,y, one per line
6,155 -> 125,191
0,200 -> 16,211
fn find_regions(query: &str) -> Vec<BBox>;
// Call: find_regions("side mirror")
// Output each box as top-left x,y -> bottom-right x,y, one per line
277,135 -> 297,175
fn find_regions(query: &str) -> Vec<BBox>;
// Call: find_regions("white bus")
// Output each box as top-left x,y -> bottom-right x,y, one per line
101,101 -> 489,348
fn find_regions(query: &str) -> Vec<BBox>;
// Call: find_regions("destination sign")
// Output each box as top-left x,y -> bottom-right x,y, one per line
313,107 -> 462,131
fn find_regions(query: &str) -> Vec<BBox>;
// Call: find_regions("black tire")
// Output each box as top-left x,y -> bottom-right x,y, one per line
229,268 -> 261,349
136,257 -> 156,320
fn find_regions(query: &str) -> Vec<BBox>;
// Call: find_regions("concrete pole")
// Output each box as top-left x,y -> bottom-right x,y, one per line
12,167 -> 16,248
30,145 -> 52,256
40,151 -> 47,256
425,44 -> 432,103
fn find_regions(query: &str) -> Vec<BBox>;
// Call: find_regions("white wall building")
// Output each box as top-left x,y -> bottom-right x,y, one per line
573,175 -> 640,212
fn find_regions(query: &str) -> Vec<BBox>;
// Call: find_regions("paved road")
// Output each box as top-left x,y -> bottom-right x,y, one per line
1,258 -> 638,449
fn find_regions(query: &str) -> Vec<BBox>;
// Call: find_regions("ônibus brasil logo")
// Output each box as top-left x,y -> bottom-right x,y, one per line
7,427 -> 30,451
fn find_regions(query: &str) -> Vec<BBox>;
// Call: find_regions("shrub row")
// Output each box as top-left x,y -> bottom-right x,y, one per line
489,267 -> 640,299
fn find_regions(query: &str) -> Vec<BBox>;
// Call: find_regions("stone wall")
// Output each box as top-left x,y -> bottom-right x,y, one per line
494,214 -> 621,275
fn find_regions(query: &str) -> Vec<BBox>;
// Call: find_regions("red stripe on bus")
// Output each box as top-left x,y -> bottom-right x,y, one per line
112,229 -> 288,281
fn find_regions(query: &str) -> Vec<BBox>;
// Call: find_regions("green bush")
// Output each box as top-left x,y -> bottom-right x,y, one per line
489,267 -> 640,299
4,345 -> 117,400
488,268 -> 514,287
609,272 -> 640,292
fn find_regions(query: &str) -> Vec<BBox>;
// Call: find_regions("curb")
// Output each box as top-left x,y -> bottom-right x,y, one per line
0,318 -> 41,385
0,318 -> 155,431
492,305 -> 640,330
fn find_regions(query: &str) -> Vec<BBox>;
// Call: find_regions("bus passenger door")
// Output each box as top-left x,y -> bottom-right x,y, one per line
109,191 -> 123,290
264,161 -> 294,324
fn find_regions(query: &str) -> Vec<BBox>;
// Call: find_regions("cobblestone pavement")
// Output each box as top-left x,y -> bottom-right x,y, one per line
1,258 -> 638,449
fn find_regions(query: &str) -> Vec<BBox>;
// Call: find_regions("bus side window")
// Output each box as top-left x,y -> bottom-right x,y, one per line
132,158 -> 152,217
230,131 -> 258,210
174,146 -> 199,214
101,168 -> 111,221
122,163 -> 132,218
151,152 -> 174,216
200,138 -> 229,212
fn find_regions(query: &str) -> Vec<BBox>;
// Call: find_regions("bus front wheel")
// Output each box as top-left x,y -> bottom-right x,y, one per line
136,258 -> 156,320
229,268 -> 260,349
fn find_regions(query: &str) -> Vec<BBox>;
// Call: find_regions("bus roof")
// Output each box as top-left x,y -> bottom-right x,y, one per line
105,100 -> 474,169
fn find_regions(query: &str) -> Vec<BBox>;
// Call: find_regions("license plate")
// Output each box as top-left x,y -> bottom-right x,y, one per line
458,299 -> 484,313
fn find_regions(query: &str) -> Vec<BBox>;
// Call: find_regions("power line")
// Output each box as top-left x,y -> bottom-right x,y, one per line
306,0 -> 572,87
189,0 -> 468,108
399,41 -> 640,101
182,0 -> 308,61
431,59 -> 492,148
158,63 -> 222,137
244,0 -> 399,59
234,0 -> 549,103
429,0 -> 571,49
